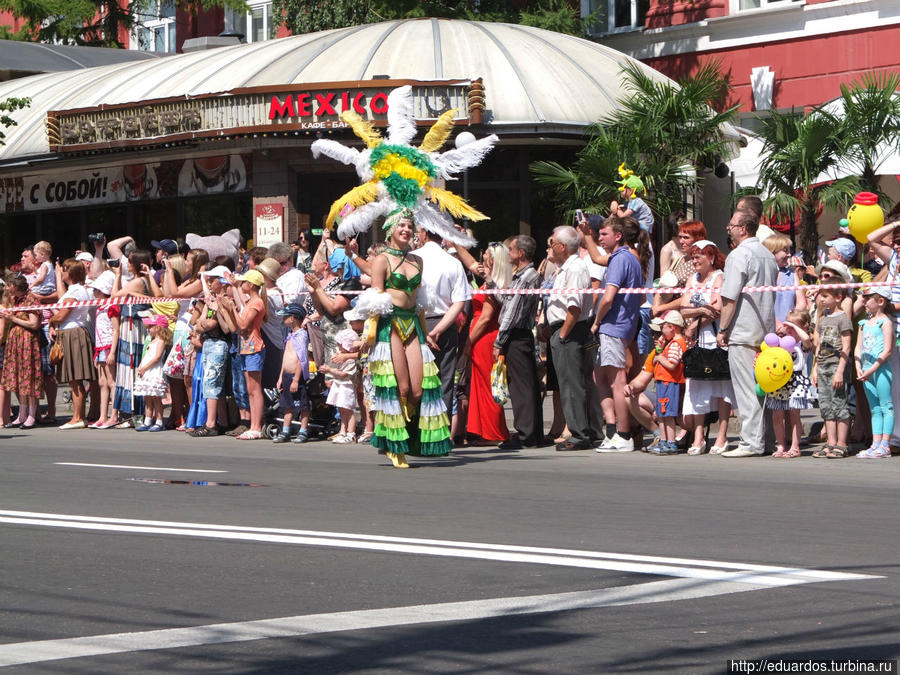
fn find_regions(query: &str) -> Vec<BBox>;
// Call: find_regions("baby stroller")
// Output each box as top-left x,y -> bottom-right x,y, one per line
261,371 -> 340,440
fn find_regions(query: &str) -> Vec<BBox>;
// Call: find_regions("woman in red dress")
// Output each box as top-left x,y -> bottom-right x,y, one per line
463,243 -> 511,444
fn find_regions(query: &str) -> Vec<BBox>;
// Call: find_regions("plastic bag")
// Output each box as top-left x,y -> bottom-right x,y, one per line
491,356 -> 509,406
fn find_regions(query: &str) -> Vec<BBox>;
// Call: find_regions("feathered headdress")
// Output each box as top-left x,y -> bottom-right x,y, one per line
311,86 -> 498,247
617,162 -> 645,195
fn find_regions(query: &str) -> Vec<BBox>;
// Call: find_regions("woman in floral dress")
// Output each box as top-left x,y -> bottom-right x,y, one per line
0,274 -> 44,428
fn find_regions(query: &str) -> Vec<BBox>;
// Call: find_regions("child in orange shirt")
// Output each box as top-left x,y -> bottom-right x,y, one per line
651,310 -> 687,455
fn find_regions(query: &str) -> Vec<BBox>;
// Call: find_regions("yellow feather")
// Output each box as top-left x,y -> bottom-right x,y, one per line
325,182 -> 379,229
425,186 -> 490,222
340,111 -> 382,149
418,109 -> 458,153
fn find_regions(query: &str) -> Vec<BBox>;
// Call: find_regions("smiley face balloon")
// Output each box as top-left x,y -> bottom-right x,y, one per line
845,192 -> 884,244
755,334 -> 794,394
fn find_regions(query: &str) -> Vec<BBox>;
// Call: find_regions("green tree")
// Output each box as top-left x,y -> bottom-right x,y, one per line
0,96 -> 30,146
0,0 -> 248,48
530,59 -> 739,228
834,70 -> 900,201
742,108 -> 860,264
273,0 -> 589,37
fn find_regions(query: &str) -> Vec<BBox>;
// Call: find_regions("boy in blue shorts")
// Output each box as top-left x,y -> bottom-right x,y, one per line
650,310 -> 687,455
273,303 -> 311,443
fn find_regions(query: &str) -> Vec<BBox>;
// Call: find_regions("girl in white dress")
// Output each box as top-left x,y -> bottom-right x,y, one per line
133,315 -> 172,432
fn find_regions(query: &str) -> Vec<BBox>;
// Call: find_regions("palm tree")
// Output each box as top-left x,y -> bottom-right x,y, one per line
834,71 -> 900,200
531,59 -> 739,227
746,108 -> 860,263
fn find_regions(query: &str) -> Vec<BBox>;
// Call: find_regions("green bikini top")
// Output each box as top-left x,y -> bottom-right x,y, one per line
384,253 -> 422,294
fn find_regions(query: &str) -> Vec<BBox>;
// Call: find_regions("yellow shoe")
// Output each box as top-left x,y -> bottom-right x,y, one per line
386,452 -> 402,468
396,453 -> 409,469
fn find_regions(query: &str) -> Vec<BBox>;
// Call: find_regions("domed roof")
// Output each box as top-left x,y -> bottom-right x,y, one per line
0,18 -> 675,163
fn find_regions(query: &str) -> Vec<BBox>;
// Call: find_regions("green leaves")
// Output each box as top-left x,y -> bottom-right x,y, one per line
531,59 -> 738,230
0,96 -> 30,147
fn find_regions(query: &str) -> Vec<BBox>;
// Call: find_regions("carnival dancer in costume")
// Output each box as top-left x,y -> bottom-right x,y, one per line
357,209 -> 450,467
310,85 -> 499,468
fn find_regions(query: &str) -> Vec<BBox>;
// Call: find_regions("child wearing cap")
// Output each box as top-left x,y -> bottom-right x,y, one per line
87,271 -> 120,429
811,284 -> 852,458
273,304 -> 311,444
319,327 -> 359,444
854,286 -> 894,458
133,315 -> 172,432
650,310 -> 687,455
220,269 -> 267,440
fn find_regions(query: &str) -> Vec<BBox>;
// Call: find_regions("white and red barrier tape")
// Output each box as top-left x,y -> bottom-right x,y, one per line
6,279 -> 895,313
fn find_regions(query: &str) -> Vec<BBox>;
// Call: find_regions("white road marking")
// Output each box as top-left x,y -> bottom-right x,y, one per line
0,577 -> 768,667
54,463 -> 228,473
0,510 -> 878,587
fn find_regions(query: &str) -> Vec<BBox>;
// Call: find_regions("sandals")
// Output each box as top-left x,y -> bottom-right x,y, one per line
825,445 -> 848,459
772,444 -> 787,458
687,442 -> 707,455
237,430 -> 262,440
783,447 -> 801,458
812,445 -> 831,459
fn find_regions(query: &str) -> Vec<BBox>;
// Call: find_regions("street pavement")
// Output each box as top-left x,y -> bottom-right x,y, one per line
1,425 -> 898,673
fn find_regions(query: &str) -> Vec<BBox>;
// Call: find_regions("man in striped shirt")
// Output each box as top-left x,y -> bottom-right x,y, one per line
493,235 -> 544,449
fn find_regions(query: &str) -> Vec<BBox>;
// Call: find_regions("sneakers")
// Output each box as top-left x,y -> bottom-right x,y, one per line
272,433 -> 291,444
332,432 -> 356,444
856,445 -> 891,459
292,430 -> 309,444
595,433 -> 634,453
648,440 -> 680,455
146,424 -> 165,432
720,445 -> 761,458
644,436 -> 663,453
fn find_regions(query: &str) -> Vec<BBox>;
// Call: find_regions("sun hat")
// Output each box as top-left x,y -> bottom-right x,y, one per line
87,270 -> 115,296
256,258 -> 281,282
820,259 -> 852,284
235,270 -> 265,287
141,314 -> 169,327
335,327 -> 359,351
661,310 -> 685,327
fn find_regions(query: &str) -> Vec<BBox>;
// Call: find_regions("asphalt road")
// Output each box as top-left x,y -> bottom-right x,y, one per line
1,427 -> 898,673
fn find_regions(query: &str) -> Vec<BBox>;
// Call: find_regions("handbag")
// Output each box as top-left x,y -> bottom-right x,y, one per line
49,340 -> 64,366
682,318 -> 730,380
682,345 -> 730,380
491,356 -> 509,406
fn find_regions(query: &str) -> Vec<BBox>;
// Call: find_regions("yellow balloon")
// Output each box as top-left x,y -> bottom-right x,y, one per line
759,342 -> 769,351
847,192 -> 884,244
755,346 -> 793,393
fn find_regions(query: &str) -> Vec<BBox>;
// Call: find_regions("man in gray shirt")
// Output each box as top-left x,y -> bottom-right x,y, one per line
716,209 -> 778,457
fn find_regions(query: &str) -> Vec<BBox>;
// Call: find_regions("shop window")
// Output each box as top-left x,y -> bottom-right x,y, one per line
134,0 -> 176,53
584,0 -> 647,32
732,0 -> 802,12
225,1 -> 274,43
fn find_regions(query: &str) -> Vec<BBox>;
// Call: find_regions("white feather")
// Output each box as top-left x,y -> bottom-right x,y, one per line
336,199 -> 395,239
432,134 -> 499,180
355,148 -> 374,182
354,288 -> 395,317
311,139 -> 360,167
414,200 -> 477,247
386,86 -> 416,146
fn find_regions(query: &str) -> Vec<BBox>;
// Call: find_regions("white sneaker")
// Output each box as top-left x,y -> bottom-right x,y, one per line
595,433 -> 634,453
720,446 -> 761,458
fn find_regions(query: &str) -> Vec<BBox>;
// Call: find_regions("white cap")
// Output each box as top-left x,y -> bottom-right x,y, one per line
661,310 -> 685,327
75,252 -> 93,262
200,265 -> 232,279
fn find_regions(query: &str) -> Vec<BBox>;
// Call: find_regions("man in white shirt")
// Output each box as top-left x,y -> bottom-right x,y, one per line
268,241 -> 307,304
414,226 -> 472,417
545,226 -> 596,451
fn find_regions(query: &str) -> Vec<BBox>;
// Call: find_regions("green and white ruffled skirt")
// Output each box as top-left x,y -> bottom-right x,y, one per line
369,307 -> 451,456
